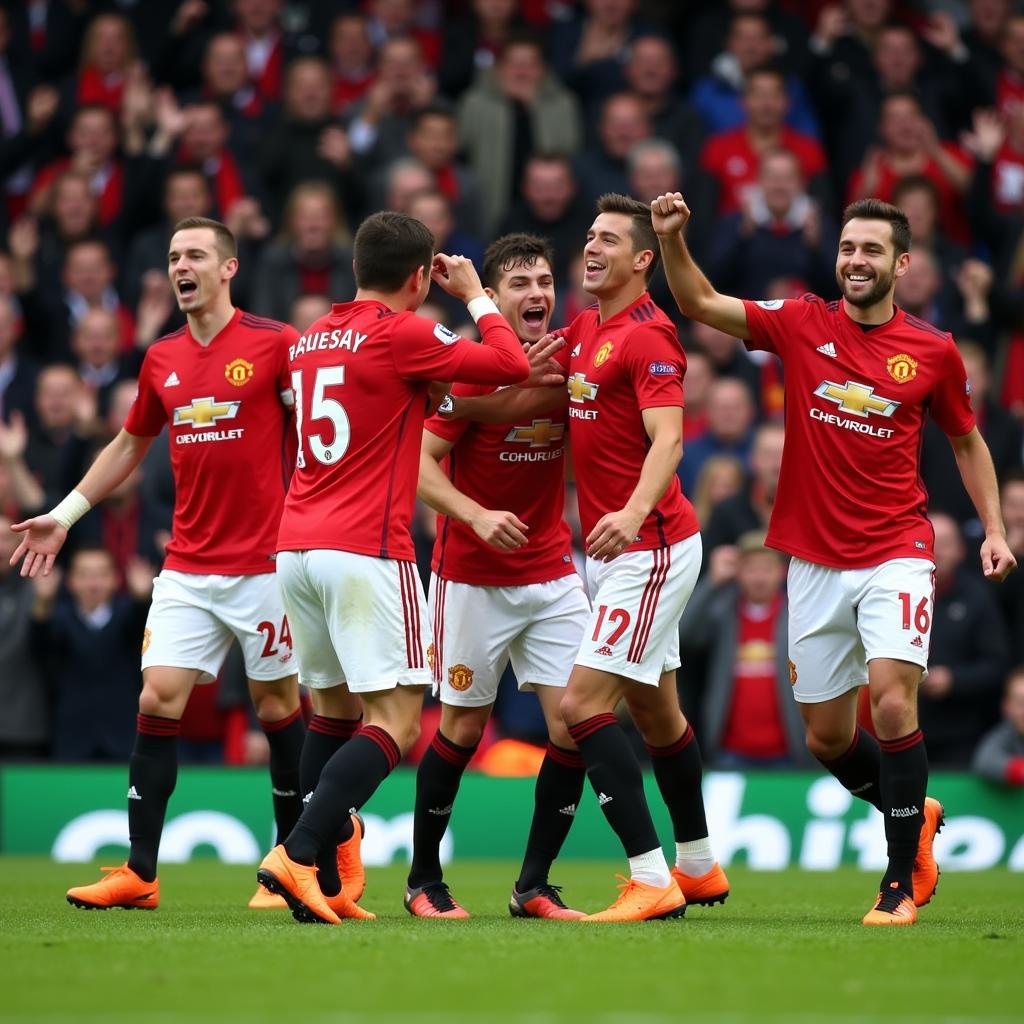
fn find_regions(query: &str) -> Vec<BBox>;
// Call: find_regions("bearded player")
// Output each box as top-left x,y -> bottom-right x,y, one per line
405,233 -> 589,921
10,217 -> 325,912
653,192 -> 1017,925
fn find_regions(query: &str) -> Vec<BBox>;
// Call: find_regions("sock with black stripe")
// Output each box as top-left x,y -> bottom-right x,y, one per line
819,726 -> 883,811
260,706 -> 305,845
127,714 -> 180,883
879,728 -> 928,893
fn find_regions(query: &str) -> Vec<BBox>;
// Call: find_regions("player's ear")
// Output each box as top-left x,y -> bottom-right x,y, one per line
634,248 -> 654,275
484,286 -> 496,300
894,252 -> 911,278
222,256 -> 239,281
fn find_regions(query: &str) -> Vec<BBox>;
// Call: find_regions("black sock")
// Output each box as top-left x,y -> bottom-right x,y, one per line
127,714 -> 180,883
819,726 -> 883,811
285,726 -> 400,865
879,728 -> 928,893
298,715 -> 362,896
261,707 -> 305,846
567,713 -> 660,857
516,742 -> 586,892
646,723 -> 709,843
408,731 -> 477,889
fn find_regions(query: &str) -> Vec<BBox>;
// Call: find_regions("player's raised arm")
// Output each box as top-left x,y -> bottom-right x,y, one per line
651,192 -> 750,340
9,428 -> 154,577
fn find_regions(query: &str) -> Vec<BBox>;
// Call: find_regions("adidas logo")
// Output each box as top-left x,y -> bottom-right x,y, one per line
559,803 -> 577,817
163,371 -> 181,387
303,790 -> 314,804
816,342 -> 838,358
127,786 -> 142,800
891,805 -> 920,818
910,635 -> 924,648
597,792 -> 613,806
595,645 -> 614,657
572,343 -> 581,357
429,804 -> 453,816
271,787 -> 298,797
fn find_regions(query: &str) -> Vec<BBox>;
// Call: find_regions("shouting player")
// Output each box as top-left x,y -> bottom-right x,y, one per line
653,192 -> 1017,925
255,212 -> 536,925
406,233 -> 590,920
11,217 -> 309,912
443,194 -> 728,922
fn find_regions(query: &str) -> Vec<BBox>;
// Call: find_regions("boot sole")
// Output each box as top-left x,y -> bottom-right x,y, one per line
257,868 -> 335,925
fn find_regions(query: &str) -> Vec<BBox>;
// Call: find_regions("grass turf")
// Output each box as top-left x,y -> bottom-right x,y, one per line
0,858 -> 1021,1024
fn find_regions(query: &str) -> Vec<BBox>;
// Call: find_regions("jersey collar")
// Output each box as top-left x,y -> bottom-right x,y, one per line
185,306 -> 242,348
597,290 -> 652,327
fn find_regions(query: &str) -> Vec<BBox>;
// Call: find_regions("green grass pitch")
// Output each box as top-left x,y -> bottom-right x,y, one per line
0,858 -> 1021,1024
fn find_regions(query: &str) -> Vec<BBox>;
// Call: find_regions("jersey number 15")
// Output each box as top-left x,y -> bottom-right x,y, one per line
292,366 -> 351,468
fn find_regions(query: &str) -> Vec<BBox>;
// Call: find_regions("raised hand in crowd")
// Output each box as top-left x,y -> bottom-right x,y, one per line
961,108 -> 1006,162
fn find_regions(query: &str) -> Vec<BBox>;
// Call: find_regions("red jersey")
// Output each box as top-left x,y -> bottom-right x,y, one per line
124,308 -> 296,575
425,383 -> 575,586
563,293 -> 699,550
742,295 -> 976,569
700,126 -> 827,215
277,301 -> 529,561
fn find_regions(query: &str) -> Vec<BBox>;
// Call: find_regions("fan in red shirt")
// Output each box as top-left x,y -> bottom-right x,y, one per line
258,211 -> 536,926
654,189 -> 1017,926
11,216 -> 315,914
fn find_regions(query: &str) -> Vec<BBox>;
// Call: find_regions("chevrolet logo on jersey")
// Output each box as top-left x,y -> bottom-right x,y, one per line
813,380 -> 899,418
173,396 -> 241,428
567,373 -> 598,403
506,420 -> 565,447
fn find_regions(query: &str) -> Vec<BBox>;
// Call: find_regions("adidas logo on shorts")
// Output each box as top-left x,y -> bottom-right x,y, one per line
910,635 -> 924,648
595,645 -> 614,656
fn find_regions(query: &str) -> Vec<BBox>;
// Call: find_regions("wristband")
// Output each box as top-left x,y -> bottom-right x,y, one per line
49,489 -> 91,530
466,296 -> 500,323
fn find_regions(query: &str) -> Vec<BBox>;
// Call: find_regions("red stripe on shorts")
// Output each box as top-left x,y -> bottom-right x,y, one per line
628,547 -> 670,663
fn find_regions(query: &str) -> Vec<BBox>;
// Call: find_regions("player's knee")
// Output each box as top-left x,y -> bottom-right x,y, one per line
446,716 -> 486,748
804,723 -> 851,762
559,691 -> 585,727
547,718 -> 575,750
398,715 -> 421,756
251,692 -> 295,723
138,674 -> 187,718
870,689 -> 916,739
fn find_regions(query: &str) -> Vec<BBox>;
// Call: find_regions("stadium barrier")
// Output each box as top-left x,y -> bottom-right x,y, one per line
3,766 -> 1021,870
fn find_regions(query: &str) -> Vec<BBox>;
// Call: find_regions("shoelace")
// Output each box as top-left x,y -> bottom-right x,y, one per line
611,874 -> 640,901
100,865 -> 130,875
875,887 -> 910,914
423,883 -> 459,912
533,884 -> 570,908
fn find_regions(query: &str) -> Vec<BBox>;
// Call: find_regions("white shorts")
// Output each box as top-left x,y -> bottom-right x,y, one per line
142,570 -> 295,683
576,534 -> 702,686
276,549 -> 432,693
788,556 -> 935,704
429,574 -> 591,707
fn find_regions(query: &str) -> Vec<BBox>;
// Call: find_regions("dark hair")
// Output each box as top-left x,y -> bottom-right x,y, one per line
171,216 -> 237,260
69,544 -> 116,568
841,198 -> 912,256
482,233 -> 554,290
353,211 -> 434,291
743,63 -> 786,91
891,173 -> 940,208
499,28 -> 545,59
410,102 -> 455,132
596,192 -> 660,281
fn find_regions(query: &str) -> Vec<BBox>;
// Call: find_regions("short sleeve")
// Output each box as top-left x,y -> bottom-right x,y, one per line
929,339 -> 976,438
624,324 -> 685,410
278,328 -> 298,406
122,352 -> 166,437
741,297 -> 810,357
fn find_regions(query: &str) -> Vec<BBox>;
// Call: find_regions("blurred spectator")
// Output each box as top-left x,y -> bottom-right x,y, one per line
25,364 -> 92,507
681,347 -> 712,444
690,453 -> 745,529
962,0 -> 1012,102
251,181 -> 355,325
0,294 -> 38,424
704,422 -> 784,554
498,154 -> 592,285
70,309 -> 140,418
689,13 -> 819,137
438,0 -> 526,100
0,409 -> 44,515
678,376 -> 756,496
328,13 -> 377,116
689,319 -> 763,403
996,471 -> 1024,665
919,512 -> 1011,766
679,532 -> 808,767
972,667 -> 1024,786
892,175 -> 966,286
233,0 -> 294,104
290,294 -> 333,333
458,32 -> 581,234
707,148 -> 837,298
364,0 -> 441,68
76,12 -> 136,115
995,12 -> 1024,115
31,546 -> 151,761
576,92 -> 650,204
0,512 -> 48,758
700,67 -> 828,217
382,156 -> 434,213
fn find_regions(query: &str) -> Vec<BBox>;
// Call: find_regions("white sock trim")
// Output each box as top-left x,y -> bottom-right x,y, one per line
628,848 -> 671,887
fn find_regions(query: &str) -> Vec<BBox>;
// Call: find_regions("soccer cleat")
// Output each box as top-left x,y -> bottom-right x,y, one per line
323,886 -> 376,920
863,883 -> 917,926
583,876 -> 686,922
509,882 -> 585,920
257,845 -> 340,925
248,882 -> 288,909
337,813 -> 366,903
671,862 -> 730,906
404,882 -> 470,919
66,864 -> 160,910
912,797 -> 944,907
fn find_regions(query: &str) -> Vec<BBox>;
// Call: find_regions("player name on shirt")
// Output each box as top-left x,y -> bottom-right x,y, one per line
289,328 -> 368,360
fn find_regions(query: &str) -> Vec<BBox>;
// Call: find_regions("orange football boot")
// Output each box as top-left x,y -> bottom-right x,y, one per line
257,845 -> 340,925
248,882 -> 288,909
337,814 -> 366,902
671,862 -> 730,907
863,882 -> 917,926
583,876 -> 686,922
912,797 -> 944,907
509,883 -> 585,920
404,882 -> 470,918
66,864 -> 159,910
323,887 -> 376,920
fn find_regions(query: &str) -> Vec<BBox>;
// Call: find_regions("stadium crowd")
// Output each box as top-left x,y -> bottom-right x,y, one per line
0,0 -> 1021,781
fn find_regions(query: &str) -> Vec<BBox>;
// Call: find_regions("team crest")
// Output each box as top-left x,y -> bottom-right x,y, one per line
594,341 -> 614,367
225,357 -> 254,386
788,659 -> 797,686
426,643 -> 435,673
448,663 -> 474,692
886,353 -> 918,384
142,629 -> 152,655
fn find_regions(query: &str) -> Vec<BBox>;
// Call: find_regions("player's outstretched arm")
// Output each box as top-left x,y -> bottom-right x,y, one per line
417,431 -> 528,550
9,428 -> 154,577
587,405 -> 683,562
651,192 -> 751,340
949,427 -> 1018,581
441,386 -> 565,424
